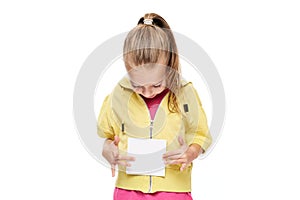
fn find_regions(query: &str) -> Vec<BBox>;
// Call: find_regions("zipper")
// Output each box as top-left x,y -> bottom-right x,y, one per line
148,120 -> 154,193
136,92 -> 168,193
148,176 -> 153,193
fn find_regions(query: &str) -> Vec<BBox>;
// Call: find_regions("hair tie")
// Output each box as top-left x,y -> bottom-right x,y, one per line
143,18 -> 153,25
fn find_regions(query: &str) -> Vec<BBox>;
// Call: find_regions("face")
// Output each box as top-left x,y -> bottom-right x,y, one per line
128,64 -> 167,98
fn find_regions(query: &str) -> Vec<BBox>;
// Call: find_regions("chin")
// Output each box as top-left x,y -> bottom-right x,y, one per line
143,94 -> 156,99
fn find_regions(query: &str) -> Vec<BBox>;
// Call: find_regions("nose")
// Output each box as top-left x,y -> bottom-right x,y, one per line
142,87 -> 154,98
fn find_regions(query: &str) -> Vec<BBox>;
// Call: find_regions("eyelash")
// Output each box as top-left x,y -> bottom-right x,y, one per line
132,84 -> 161,88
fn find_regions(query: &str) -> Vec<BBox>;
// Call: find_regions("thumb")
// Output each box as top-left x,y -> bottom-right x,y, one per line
178,136 -> 185,146
113,135 -> 120,146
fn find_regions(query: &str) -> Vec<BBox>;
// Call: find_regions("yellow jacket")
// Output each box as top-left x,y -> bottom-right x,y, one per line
97,77 -> 212,193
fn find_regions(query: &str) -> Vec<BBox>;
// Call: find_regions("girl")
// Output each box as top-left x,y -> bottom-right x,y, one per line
98,13 -> 212,200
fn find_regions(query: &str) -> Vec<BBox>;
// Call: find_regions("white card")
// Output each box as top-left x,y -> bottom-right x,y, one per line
126,138 -> 166,177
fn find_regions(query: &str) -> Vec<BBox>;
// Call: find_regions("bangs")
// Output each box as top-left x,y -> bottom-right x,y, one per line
123,25 -> 171,68
124,49 -> 170,68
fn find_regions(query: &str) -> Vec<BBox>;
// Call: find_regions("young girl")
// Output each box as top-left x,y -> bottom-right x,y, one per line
97,13 -> 212,200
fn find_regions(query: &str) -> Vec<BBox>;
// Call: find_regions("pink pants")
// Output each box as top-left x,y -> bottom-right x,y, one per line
114,187 -> 193,200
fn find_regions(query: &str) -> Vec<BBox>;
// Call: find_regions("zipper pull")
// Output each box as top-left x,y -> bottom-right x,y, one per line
121,122 -> 125,133
150,120 -> 154,139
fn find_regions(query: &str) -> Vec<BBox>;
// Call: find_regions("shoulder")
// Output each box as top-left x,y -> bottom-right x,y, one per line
179,79 -> 203,106
180,79 -> 197,95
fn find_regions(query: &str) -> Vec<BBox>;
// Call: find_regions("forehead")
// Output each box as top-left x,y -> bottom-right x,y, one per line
127,64 -> 166,85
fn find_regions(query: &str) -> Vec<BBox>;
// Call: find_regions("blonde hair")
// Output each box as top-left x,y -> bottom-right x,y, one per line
123,13 -> 181,113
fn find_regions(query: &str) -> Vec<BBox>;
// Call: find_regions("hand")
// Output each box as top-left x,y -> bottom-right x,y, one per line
163,136 -> 203,171
102,136 -> 135,177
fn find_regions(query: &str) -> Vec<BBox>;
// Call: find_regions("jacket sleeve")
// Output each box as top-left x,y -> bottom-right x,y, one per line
185,85 -> 212,153
97,95 -> 115,140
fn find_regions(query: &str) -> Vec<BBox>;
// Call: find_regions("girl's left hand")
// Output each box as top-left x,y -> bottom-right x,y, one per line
163,136 -> 202,171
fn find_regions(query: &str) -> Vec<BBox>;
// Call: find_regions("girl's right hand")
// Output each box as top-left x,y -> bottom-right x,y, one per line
102,136 -> 135,177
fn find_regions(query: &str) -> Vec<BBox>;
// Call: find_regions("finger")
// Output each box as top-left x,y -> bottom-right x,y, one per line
180,163 -> 187,171
163,154 -> 183,161
164,159 -> 180,165
164,158 -> 187,165
118,155 -> 135,162
163,149 -> 183,158
116,160 -> 132,167
111,164 -> 116,177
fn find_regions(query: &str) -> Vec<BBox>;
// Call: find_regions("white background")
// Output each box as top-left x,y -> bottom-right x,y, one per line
1,1 -> 299,200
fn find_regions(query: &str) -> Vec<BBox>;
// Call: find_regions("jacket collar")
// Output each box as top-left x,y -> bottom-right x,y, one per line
118,76 -> 190,90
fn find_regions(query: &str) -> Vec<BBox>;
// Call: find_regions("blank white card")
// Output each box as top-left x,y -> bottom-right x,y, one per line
126,138 -> 166,177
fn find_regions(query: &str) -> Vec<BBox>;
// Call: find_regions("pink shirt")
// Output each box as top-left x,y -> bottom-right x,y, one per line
114,187 -> 192,200
141,89 -> 169,120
